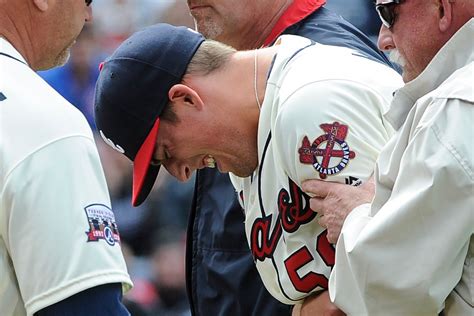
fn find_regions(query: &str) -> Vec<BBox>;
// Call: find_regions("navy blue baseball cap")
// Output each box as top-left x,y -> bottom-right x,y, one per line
94,23 -> 205,206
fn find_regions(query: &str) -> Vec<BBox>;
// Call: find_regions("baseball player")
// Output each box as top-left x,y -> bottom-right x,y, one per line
94,24 -> 403,305
0,1 -> 132,315
186,0 -> 392,313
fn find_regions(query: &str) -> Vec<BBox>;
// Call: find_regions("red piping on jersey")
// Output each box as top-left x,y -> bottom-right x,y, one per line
262,0 -> 326,47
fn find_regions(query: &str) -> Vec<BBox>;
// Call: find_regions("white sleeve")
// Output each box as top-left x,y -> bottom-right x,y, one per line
273,79 -> 394,188
2,136 -> 132,315
263,79 -> 394,302
329,99 -> 474,315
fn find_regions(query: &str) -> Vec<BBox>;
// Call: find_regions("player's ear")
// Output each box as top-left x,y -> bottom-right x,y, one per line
33,0 -> 49,12
168,84 -> 204,110
438,0 -> 453,32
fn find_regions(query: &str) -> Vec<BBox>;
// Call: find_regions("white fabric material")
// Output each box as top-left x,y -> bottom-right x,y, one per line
0,38 -> 132,316
230,35 -> 403,304
330,19 -> 474,315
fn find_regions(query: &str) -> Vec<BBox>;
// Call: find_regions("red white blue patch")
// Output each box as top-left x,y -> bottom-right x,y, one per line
84,204 -> 121,246
298,121 -> 356,179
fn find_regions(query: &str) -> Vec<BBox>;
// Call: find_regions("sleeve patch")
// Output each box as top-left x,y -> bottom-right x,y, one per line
84,204 -> 121,246
298,122 -> 356,179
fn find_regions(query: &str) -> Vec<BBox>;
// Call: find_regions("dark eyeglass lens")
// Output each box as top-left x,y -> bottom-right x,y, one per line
376,5 -> 395,27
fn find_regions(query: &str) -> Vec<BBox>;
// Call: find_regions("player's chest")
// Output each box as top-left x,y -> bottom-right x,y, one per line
241,137 -> 315,259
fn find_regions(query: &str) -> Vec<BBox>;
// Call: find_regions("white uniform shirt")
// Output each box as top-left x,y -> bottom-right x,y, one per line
230,35 -> 403,304
0,38 -> 132,316
330,19 -> 474,315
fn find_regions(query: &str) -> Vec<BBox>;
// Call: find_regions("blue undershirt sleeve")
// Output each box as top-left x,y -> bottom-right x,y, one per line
34,283 -> 130,316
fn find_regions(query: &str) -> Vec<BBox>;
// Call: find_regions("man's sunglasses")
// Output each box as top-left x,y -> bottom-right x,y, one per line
85,0 -> 93,6
375,0 -> 404,28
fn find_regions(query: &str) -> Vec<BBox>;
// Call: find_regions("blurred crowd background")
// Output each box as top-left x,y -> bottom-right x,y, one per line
38,1 -> 382,315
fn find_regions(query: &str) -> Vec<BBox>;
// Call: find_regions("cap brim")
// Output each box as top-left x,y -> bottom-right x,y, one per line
132,118 -> 161,206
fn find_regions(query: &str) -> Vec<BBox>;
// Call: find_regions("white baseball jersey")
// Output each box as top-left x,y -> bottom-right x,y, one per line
230,35 -> 403,304
0,38 -> 132,315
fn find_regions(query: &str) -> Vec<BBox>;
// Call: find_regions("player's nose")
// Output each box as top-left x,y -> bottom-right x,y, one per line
164,161 -> 193,182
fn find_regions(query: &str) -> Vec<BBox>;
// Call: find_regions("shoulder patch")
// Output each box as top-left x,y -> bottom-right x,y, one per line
84,204 -> 121,246
298,121 -> 356,179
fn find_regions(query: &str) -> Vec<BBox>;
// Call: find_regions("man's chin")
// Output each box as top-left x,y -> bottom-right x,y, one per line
36,49 -> 70,71
55,49 -> 71,68
195,18 -> 222,40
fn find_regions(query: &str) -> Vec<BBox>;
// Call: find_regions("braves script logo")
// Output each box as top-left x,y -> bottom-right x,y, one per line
250,179 -> 315,261
298,122 -> 355,179
84,204 -> 121,246
250,178 -> 334,293
99,130 -> 125,154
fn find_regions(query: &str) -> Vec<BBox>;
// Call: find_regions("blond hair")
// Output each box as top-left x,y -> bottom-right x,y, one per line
161,40 -> 236,123
185,40 -> 237,76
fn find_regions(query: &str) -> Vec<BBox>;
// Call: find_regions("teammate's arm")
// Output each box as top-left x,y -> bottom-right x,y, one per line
4,136 -> 132,315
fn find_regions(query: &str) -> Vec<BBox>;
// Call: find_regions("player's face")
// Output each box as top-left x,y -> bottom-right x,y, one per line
187,0 -> 274,49
40,0 -> 93,69
376,0 -> 443,82
154,110 -> 258,182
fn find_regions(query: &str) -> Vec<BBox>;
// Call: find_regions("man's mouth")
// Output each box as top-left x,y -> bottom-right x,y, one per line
203,155 -> 216,168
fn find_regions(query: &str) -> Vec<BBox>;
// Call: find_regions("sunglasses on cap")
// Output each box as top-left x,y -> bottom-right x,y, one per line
85,0 -> 93,6
375,0 -> 404,28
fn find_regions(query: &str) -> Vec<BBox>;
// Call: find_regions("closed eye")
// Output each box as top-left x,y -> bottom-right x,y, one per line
151,148 -> 171,166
